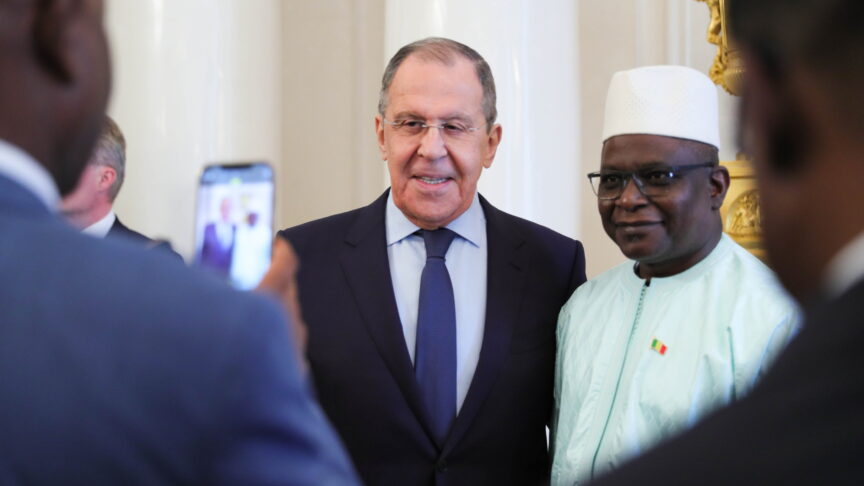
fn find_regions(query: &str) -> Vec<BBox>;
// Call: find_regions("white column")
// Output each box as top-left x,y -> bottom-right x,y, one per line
105,0 -> 283,258
384,0 -> 581,238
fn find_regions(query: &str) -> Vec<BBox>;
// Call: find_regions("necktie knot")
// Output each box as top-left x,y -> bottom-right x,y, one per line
421,228 -> 456,260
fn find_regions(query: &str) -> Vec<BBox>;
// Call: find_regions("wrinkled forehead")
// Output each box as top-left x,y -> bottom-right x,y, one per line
387,55 -> 484,118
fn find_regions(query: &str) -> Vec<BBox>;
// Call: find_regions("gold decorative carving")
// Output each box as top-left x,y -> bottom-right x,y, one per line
719,159 -> 764,260
696,0 -> 765,260
725,190 -> 760,237
697,0 -> 743,96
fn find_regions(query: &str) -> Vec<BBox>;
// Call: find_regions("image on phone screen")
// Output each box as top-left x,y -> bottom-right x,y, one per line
193,162 -> 274,290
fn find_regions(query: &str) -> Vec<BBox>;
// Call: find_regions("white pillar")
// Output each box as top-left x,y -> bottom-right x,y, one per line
384,0 -> 581,238
105,0 -> 283,258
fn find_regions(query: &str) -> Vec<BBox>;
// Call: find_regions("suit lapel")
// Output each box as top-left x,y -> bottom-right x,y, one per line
338,191 -> 437,442
443,196 -> 529,455
107,218 -> 125,238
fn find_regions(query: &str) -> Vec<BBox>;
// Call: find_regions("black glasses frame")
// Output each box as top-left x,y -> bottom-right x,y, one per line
587,162 -> 717,200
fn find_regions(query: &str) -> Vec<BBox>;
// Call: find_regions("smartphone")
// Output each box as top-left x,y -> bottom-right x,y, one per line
193,162 -> 275,290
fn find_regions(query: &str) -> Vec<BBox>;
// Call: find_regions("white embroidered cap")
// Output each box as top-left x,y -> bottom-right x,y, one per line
602,65 -> 720,149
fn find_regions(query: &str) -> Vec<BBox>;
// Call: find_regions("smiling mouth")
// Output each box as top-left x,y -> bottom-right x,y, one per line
415,176 -> 450,185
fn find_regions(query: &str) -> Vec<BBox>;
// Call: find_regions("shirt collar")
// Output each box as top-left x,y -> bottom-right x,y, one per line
0,139 -> 60,211
82,209 -> 116,238
822,230 -> 864,298
386,191 -> 486,247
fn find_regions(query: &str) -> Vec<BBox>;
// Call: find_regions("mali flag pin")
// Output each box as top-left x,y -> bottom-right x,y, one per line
651,338 -> 668,356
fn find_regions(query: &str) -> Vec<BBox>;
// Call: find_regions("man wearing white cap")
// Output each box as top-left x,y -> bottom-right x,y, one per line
549,65 -> 799,485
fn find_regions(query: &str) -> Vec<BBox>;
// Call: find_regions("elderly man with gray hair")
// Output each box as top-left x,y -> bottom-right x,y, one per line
62,116 -> 180,257
278,36 -> 586,485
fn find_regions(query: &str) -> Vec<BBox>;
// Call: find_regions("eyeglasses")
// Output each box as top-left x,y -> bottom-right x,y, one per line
382,118 -> 485,141
587,162 -> 716,200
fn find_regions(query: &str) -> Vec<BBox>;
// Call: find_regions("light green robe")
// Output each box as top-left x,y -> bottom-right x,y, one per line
551,234 -> 799,485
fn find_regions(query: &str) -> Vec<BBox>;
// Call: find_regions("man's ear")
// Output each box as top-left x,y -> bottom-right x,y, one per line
374,115 -> 388,161
97,165 -> 116,192
33,0 -> 81,84
482,123 -> 502,169
709,165 -> 730,210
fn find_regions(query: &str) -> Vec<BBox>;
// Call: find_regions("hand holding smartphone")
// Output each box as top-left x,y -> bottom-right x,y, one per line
193,162 -> 274,290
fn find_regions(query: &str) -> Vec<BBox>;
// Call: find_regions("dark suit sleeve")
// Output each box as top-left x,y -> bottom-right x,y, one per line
567,241 -> 587,297
547,240 -> 586,430
208,297 -> 360,486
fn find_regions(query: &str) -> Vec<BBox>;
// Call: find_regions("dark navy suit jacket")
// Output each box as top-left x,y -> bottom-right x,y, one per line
198,222 -> 235,277
279,190 -> 586,486
107,216 -> 183,261
0,174 -> 359,485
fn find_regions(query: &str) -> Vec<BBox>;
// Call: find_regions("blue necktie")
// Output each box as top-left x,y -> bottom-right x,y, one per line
415,228 -> 457,445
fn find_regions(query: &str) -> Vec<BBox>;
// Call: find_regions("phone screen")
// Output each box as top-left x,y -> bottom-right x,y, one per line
193,162 -> 274,290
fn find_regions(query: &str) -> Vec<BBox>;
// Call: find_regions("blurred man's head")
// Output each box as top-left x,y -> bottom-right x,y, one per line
0,0 -> 111,195
375,37 -> 502,230
219,197 -> 233,223
61,116 -> 126,229
594,66 -> 729,278
729,0 -> 864,302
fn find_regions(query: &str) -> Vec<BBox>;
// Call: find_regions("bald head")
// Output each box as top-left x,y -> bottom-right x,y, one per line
0,0 -> 111,195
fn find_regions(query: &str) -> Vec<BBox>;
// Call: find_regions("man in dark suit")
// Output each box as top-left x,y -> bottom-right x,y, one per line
279,37 -> 586,485
107,216 -> 177,255
594,0 -> 864,483
198,196 -> 236,276
61,115 -> 181,259
0,1 -> 358,484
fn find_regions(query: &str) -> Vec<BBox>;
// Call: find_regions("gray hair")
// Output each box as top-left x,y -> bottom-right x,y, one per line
90,116 -> 126,202
378,37 -> 497,130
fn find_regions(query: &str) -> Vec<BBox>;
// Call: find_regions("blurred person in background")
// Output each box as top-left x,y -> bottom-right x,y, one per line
61,115 -> 180,259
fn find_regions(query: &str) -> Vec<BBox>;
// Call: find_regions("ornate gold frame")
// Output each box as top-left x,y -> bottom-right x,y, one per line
697,0 -> 764,259
721,160 -> 763,259
698,0 -> 744,96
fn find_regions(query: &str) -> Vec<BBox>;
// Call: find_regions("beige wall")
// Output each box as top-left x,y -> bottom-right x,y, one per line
107,0 -> 285,258
280,0 -> 386,230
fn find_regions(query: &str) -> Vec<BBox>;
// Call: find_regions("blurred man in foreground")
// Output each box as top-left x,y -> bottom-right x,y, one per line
594,0 -> 864,483
551,65 -> 797,485
0,1 -> 357,484
61,116 -> 180,258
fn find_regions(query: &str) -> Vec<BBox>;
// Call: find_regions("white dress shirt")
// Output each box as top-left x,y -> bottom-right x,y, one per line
82,210 -> 116,238
0,139 -> 59,210
386,192 -> 487,412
